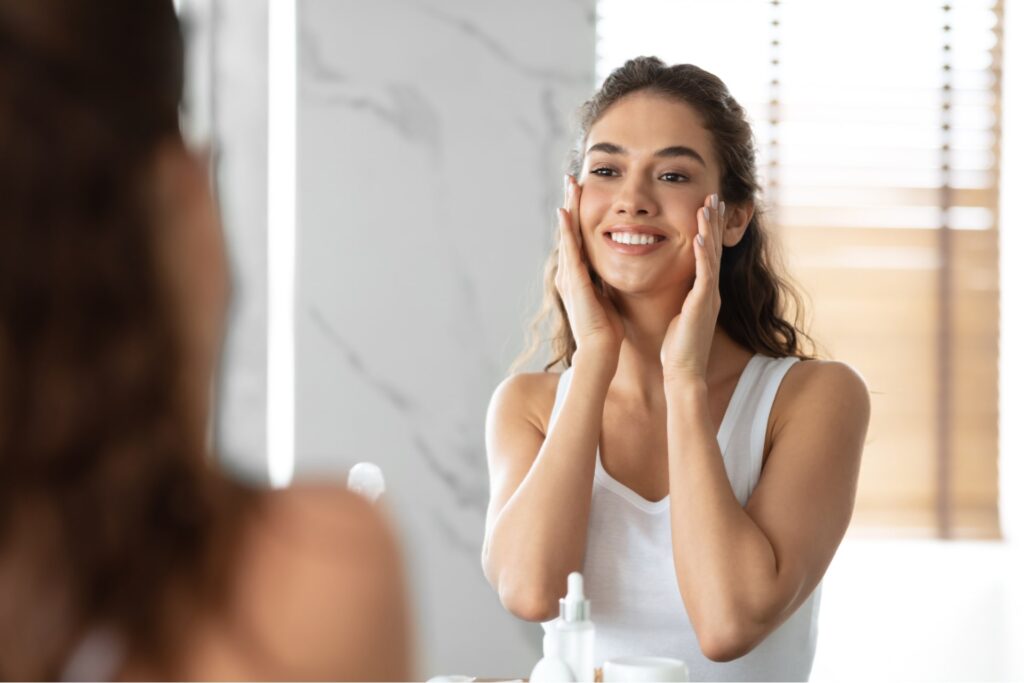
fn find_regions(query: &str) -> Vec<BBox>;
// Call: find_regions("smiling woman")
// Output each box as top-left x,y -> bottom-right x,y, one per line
482,57 -> 870,682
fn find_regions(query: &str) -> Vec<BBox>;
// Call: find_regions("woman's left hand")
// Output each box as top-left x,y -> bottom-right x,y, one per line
660,193 -> 726,385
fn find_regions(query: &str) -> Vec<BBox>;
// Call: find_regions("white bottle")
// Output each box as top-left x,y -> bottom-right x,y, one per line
529,632 -> 576,683
554,572 -> 595,682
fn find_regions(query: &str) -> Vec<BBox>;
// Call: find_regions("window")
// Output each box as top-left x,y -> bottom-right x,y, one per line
597,0 -> 1003,538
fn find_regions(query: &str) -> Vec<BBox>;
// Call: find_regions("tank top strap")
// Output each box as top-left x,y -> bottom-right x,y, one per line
745,356 -> 802,498
551,366 -> 573,424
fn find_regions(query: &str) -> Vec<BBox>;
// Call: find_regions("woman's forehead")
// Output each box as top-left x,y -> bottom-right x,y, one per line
585,92 -> 714,161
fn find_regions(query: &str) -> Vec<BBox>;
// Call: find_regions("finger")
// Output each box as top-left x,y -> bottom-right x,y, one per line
557,207 -> 575,256
693,208 -> 713,295
698,202 -> 711,250
568,175 -> 583,251
557,207 -> 584,274
561,204 -> 597,297
556,208 -> 569,295
700,194 -> 723,280
707,193 -> 721,256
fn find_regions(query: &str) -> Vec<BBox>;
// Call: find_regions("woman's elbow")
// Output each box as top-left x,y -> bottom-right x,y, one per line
499,584 -> 560,622
696,618 -> 762,663
482,548 -> 560,621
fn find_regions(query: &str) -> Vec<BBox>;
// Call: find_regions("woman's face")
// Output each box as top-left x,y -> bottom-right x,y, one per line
578,91 -> 721,296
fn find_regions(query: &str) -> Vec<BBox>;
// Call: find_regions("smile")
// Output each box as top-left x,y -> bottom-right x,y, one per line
608,232 -> 665,246
602,226 -> 669,255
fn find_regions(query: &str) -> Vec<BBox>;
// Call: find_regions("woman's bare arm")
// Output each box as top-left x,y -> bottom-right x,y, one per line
483,176 -> 623,622
482,354 -> 613,622
664,360 -> 869,662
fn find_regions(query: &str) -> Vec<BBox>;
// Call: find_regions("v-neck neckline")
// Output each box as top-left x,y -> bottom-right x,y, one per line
591,353 -> 763,513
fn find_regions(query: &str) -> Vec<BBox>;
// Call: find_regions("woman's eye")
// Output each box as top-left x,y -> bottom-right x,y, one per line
660,172 -> 689,183
590,167 -> 617,177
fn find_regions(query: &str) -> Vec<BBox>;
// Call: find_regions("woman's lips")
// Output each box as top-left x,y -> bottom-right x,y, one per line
601,225 -> 670,255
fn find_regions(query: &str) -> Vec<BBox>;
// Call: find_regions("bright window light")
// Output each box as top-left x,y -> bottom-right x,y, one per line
267,0 -> 296,488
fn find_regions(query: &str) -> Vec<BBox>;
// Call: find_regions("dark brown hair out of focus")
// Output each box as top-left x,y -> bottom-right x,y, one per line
0,1 -> 252,678
514,57 -> 815,372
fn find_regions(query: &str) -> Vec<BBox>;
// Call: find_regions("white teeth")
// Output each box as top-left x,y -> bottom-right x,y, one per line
610,232 -> 660,246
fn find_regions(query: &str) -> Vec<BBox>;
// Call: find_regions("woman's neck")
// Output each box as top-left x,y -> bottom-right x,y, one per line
608,286 -> 750,405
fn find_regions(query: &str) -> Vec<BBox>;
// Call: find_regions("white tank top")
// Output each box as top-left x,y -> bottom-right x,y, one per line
543,354 -> 820,682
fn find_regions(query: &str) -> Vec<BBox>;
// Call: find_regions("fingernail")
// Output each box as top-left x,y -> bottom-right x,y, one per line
719,201 -> 726,217
696,233 -> 705,247
711,194 -> 719,210
564,175 -> 570,193
703,207 -> 710,222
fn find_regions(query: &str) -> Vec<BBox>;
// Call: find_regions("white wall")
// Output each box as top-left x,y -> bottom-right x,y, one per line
812,540 -> 1018,681
294,0 -> 596,676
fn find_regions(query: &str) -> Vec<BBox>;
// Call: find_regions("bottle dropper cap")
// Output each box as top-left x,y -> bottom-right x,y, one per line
347,462 -> 386,502
559,571 -> 591,622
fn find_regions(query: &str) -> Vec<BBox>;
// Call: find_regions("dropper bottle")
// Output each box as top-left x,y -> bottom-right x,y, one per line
554,572 -> 594,682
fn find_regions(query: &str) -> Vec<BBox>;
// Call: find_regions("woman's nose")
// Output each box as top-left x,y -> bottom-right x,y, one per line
612,177 -> 657,216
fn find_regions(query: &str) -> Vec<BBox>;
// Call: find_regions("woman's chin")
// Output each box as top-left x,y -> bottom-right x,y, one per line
601,275 -> 666,298
597,269 -> 694,300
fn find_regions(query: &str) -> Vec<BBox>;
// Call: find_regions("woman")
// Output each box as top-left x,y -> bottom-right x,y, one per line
482,57 -> 869,681
0,1 -> 411,679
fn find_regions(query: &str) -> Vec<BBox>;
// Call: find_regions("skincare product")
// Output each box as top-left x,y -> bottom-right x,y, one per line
603,656 -> 689,682
347,462 -> 386,501
555,572 -> 595,682
529,633 -> 576,683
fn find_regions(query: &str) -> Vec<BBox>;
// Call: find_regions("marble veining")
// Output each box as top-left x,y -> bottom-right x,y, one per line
312,305 -> 489,515
309,306 -> 419,415
296,0 -> 596,674
298,26 -> 347,86
399,0 -> 593,86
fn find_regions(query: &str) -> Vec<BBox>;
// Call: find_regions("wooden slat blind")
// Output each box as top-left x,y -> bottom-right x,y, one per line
597,0 -> 1002,538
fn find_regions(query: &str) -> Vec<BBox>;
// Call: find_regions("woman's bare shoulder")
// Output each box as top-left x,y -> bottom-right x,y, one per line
761,358 -> 869,470
224,484 -> 411,679
260,482 -> 392,542
785,358 -> 868,399
250,483 -> 404,597
773,359 -> 870,430
488,370 -> 562,436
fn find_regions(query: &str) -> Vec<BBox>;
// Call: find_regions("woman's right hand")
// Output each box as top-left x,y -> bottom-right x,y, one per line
555,174 -> 624,367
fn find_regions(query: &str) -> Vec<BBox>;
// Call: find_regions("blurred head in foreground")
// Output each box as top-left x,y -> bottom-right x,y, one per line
0,2 -> 411,679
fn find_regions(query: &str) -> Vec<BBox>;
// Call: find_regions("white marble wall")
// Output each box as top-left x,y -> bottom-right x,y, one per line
295,0 -> 595,675
182,0 -> 271,483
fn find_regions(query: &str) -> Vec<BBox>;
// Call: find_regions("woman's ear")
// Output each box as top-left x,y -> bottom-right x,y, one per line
723,199 -> 755,248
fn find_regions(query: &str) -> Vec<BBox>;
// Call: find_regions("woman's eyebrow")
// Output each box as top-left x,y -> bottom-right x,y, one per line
655,146 -> 706,166
586,142 -> 706,167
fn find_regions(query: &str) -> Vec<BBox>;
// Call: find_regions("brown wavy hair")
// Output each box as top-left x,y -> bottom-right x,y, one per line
516,57 -> 814,372
0,1 -> 253,678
